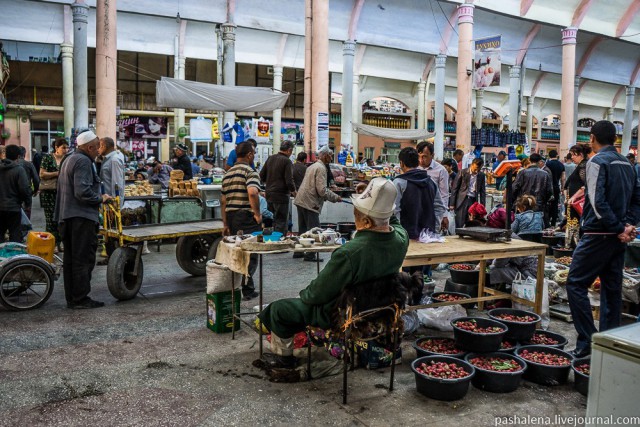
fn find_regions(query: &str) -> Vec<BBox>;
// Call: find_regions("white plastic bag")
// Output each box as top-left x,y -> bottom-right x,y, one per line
512,273 -> 550,329
622,273 -> 640,304
445,211 -> 456,236
416,305 -> 467,331
418,229 -> 445,244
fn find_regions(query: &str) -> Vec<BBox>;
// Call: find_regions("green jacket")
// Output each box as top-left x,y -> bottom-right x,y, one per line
299,216 -> 409,328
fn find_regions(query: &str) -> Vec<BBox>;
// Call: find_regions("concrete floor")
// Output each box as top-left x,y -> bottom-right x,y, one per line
0,200 -> 613,426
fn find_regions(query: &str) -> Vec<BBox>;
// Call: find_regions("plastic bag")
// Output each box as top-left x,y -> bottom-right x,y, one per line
512,273 -> 550,329
445,211 -> 456,236
418,229 -> 445,244
20,209 -> 32,240
416,305 -> 467,331
402,311 -> 420,334
622,273 -> 640,304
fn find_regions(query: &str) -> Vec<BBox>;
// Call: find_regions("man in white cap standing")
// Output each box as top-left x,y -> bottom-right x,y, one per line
258,177 -> 409,369
293,145 -> 342,261
54,130 -> 112,309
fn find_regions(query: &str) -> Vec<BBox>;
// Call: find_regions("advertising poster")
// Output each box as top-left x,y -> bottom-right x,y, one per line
252,117 -> 271,144
117,117 -> 168,140
316,112 -> 329,149
474,35 -> 501,89
190,117 -> 213,142
131,139 -> 145,160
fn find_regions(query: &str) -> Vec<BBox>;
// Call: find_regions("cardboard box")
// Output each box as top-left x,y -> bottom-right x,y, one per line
206,290 -> 241,333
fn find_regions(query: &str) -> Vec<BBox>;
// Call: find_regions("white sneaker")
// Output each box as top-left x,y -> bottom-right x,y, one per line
142,241 -> 151,255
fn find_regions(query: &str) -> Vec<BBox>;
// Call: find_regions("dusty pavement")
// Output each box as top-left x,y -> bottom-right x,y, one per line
0,200 -> 607,426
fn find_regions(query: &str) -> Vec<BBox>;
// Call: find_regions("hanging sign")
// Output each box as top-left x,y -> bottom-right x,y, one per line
190,117 -> 213,142
473,35 -> 501,89
316,112 -> 329,149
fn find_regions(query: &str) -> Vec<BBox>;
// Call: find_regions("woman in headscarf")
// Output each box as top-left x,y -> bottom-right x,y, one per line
465,202 -> 487,227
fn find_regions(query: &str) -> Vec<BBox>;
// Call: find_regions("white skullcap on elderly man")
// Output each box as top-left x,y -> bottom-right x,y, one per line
317,145 -> 333,156
76,130 -> 98,146
351,177 -> 397,219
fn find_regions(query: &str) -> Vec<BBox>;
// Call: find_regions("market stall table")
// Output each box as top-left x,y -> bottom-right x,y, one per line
403,237 -> 547,314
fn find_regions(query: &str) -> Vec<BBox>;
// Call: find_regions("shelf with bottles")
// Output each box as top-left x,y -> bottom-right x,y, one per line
329,113 -> 342,126
426,119 -> 456,134
362,114 -> 410,129
538,128 -> 560,140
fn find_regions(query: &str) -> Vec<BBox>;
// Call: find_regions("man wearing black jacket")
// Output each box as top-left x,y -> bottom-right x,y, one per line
566,120 -> 640,358
172,143 -> 193,180
0,145 -> 32,242
259,141 -> 296,233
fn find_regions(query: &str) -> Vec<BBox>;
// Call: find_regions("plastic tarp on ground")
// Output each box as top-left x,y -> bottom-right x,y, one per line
156,77 -> 289,112
352,122 -> 434,140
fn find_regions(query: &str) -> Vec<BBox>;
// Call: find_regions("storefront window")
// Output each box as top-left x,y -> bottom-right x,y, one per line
30,119 -> 63,152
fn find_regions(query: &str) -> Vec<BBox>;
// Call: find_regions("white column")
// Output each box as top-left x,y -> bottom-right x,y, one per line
272,65 -> 283,153
622,86 -> 636,154
475,89 -> 483,129
434,54 -> 446,160
417,80 -> 426,131
351,74 -> 360,154
509,65 -> 521,131
72,1 -> 89,131
222,23 -> 236,151
526,96 -> 534,144
606,107 -> 614,122
60,43 -> 74,138
573,75 -> 580,147
341,40 -> 356,152
177,56 -> 186,137
455,3 -> 475,152
560,27 -> 578,158
216,26 -> 225,161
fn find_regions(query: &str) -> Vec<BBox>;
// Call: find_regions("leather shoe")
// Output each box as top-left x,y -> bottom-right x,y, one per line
67,299 -> 105,309
568,348 -> 590,358
243,291 -> 260,301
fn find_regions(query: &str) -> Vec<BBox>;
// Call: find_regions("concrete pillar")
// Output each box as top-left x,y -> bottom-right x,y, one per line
272,65 -> 283,153
509,65 -> 521,131
95,0 -> 117,140
526,96 -> 534,144
72,1 -> 89,131
222,23 -> 236,150
60,44 -> 74,138
622,86 -> 636,154
352,74 -> 360,154
304,0 -> 312,155
417,80 -> 426,131
341,40 -> 356,152
455,3 -> 475,153
475,89 -> 483,129
560,27 -> 578,157
216,26 -> 225,162
434,54 -> 446,160
573,75 -> 580,147
311,0 -> 329,152
606,107 -> 614,122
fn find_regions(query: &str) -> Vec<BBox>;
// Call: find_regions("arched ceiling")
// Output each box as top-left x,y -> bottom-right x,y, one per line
2,0 -> 640,123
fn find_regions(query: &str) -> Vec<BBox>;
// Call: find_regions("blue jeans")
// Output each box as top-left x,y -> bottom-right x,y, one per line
566,234 -> 625,352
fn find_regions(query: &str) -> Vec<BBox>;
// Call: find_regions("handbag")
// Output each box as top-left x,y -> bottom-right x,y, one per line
39,177 -> 57,191
570,194 -> 585,216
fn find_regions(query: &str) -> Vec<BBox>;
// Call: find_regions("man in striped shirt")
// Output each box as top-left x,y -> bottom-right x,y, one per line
221,141 -> 262,300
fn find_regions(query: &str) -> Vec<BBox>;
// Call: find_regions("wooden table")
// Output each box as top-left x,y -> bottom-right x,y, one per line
403,237 -> 548,315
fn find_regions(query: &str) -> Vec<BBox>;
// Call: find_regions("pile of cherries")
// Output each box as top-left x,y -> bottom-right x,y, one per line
415,360 -> 471,379
450,264 -> 474,271
500,340 -> 516,350
454,320 -> 504,334
519,350 -> 571,366
435,293 -> 467,302
418,338 -> 463,355
528,333 -> 559,346
574,363 -> 590,376
469,356 -> 523,372
494,313 -> 537,323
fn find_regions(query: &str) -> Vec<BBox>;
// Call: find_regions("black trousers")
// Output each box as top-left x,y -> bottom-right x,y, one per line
296,206 -> 320,234
60,217 -> 99,304
267,201 -> 290,234
227,209 -> 261,295
548,188 -> 560,227
0,210 -> 22,243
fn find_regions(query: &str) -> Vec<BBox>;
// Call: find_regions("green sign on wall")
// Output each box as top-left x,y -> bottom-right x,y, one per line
384,142 -> 401,149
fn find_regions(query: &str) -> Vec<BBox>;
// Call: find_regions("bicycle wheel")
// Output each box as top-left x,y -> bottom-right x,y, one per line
0,256 -> 55,310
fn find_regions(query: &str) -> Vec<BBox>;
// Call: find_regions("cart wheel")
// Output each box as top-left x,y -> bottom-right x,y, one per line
0,256 -> 54,310
107,247 -> 144,300
176,235 -> 215,276
207,236 -> 223,262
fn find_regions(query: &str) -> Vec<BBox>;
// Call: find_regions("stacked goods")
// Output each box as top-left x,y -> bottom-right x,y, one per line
431,291 -> 473,309
169,179 -> 201,197
413,337 -> 466,358
571,357 -> 590,396
488,308 -> 540,341
465,352 -> 527,393
124,181 -> 154,197
521,330 -> 568,349
411,356 -> 475,401
515,345 -> 573,385
451,317 -> 508,352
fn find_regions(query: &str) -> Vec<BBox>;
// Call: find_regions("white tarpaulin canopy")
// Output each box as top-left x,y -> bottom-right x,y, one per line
352,122 -> 434,140
156,77 -> 289,111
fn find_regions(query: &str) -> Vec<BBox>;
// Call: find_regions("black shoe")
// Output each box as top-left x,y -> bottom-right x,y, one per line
260,352 -> 297,369
67,299 -> 105,309
96,259 -> 109,266
304,256 -> 323,262
292,252 -> 305,259
243,291 -> 260,301
569,348 -> 590,359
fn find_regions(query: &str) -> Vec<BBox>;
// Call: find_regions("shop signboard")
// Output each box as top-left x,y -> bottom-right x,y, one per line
117,116 -> 168,140
317,112 -> 329,149
473,35 -> 501,89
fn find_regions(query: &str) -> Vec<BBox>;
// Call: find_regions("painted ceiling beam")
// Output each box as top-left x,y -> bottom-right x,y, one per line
421,56 -> 435,82
520,0 -> 535,16
571,0 -> 594,28
438,7 -> 459,55
576,36 -> 603,75
612,86 -> 625,108
275,34 -> 288,66
616,1 -> 640,38
348,0 -> 365,41
515,23 -> 541,66
630,58 -> 640,86
531,72 -> 547,98
578,78 -> 588,96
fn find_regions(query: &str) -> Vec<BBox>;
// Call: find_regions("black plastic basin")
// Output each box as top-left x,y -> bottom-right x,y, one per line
451,317 -> 508,353
413,337 -> 467,359
571,356 -> 590,396
465,352 -> 527,393
521,330 -> 568,350
411,355 -> 475,401
445,279 -> 479,298
432,291 -> 474,309
488,308 -> 541,342
449,264 -> 480,285
516,345 -> 573,386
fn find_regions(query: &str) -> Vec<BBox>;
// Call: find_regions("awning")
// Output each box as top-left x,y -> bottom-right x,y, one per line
352,122 -> 433,140
156,77 -> 289,112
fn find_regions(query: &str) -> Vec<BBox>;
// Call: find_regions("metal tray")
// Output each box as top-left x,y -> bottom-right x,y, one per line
455,226 -> 512,242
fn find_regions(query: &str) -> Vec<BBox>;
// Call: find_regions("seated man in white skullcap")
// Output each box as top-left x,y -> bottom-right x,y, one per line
259,178 -> 410,369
